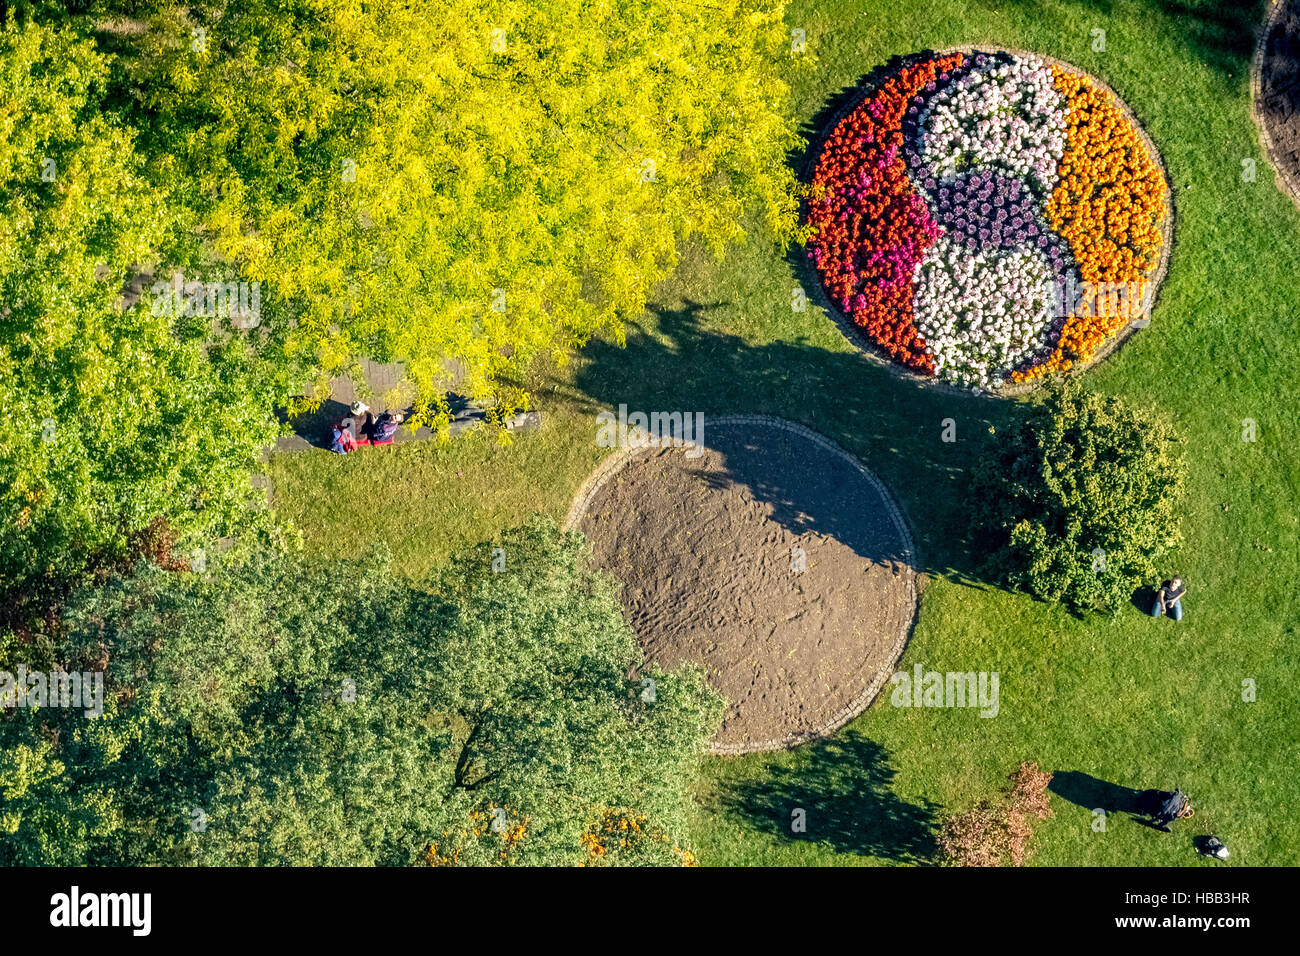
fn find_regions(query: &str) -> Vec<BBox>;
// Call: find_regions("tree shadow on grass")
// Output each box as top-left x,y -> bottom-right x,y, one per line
567,297 -> 1024,590
708,731 -> 940,863
966,0 -> 1267,78
1133,0 -> 1267,79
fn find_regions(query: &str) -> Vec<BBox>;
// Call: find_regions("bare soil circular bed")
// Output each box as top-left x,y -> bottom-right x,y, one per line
1253,0 -> 1300,209
567,416 -> 918,755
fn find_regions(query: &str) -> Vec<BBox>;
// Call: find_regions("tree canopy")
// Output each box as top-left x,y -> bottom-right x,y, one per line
0,18 -> 283,624
95,0 -> 807,424
0,2 -> 806,614
0,518 -> 723,865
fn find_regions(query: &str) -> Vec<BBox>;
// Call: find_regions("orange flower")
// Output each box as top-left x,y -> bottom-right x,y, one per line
1014,67 -> 1167,382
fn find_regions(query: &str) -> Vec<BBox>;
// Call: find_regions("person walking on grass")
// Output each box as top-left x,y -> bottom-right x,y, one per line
1137,788 -> 1193,832
1151,577 -> 1187,621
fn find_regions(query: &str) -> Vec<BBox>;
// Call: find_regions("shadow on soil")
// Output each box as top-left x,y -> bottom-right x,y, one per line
568,297 -> 1023,589
709,732 -> 940,863
1253,0 -> 1300,148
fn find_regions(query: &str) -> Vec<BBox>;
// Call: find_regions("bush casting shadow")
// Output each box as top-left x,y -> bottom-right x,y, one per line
709,732 -> 940,863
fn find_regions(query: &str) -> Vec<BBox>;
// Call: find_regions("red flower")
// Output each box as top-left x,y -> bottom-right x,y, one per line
806,53 -> 965,375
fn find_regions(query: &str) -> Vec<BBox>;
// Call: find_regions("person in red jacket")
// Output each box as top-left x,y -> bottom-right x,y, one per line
329,423 -> 358,454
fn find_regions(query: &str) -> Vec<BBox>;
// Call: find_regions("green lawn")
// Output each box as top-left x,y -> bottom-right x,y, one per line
267,0 -> 1300,865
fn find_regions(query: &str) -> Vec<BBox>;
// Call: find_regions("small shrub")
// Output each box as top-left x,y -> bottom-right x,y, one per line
938,762 -> 1054,867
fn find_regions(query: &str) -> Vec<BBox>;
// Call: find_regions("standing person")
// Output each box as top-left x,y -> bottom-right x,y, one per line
1137,788 -> 1191,832
1151,577 -> 1187,621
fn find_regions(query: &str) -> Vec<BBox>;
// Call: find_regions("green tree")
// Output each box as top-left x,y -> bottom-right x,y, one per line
0,19 -> 286,624
972,382 -> 1186,614
1,518 -> 723,865
91,0 -> 806,426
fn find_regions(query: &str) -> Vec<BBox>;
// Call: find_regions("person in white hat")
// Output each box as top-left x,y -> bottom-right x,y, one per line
347,401 -> 374,444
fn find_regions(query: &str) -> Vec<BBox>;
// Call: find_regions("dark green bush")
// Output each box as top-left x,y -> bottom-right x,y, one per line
972,381 -> 1186,614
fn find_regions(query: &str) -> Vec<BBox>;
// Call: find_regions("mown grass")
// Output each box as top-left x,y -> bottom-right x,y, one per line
266,0 -> 1300,865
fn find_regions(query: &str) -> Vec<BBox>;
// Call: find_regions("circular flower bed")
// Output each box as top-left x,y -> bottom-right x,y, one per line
807,50 -> 1170,389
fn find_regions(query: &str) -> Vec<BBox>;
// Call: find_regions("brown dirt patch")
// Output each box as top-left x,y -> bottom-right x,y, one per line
568,416 -> 918,755
1253,0 -> 1300,208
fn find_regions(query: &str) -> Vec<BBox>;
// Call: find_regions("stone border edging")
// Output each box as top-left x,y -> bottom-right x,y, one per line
1250,0 -> 1300,209
564,414 -> 921,756
796,47 -> 1177,399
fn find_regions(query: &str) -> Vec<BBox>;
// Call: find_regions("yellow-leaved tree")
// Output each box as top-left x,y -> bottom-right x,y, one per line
104,0 -> 808,428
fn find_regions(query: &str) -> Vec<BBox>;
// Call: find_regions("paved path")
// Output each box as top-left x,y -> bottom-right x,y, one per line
267,359 -> 538,455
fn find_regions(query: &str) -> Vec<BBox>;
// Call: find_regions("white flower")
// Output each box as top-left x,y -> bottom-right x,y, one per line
912,236 -> 1060,387
918,53 -> 1066,196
